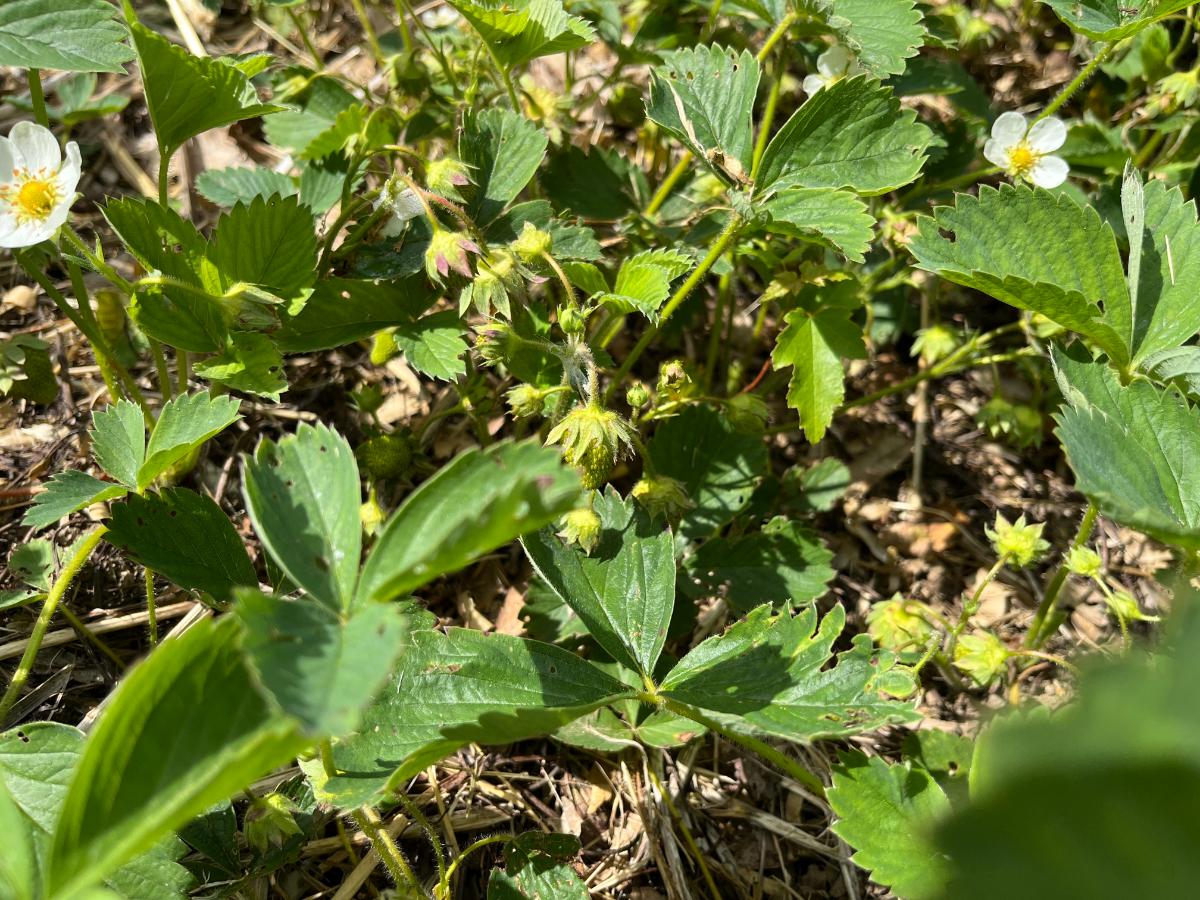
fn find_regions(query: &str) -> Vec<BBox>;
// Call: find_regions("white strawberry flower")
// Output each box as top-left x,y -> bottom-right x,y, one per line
983,111 -> 1070,189
0,122 -> 81,249
802,45 -> 863,95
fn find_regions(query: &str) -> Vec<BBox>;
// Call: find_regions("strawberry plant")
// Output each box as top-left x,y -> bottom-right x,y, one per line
3,0 -> 1200,896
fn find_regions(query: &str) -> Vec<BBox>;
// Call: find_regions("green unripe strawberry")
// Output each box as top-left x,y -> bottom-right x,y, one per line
356,433 -> 414,481
546,402 -> 637,491
570,442 -> 614,490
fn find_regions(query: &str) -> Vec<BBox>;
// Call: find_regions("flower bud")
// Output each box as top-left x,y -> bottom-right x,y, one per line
244,793 -> 303,853
546,403 -> 636,490
657,359 -> 693,397
425,229 -> 481,284
558,305 -> 585,335
559,507 -> 602,554
912,324 -> 960,365
866,595 -> 936,662
986,514 -> 1049,568
356,433 -> 415,481
510,221 -> 553,262
625,381 -> 651,410
360,487 -> 386,536
425,157 -> 471,202
1064,545 -> 1102,579
631,474 -> 693,522
506,384 -> 546,419
953,631 -> 1009,687
1105,590 -> 1160,625
474,323 -> 515,366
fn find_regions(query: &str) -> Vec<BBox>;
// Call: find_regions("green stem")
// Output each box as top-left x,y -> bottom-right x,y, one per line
320,739 -> 338,778
605,215 -> 743,399
144,567 -> 158,647
1025,502 -> 1099,648
704,271 -> 732,388
664,698 -> 825,796
755,11 -> 798,63
177,350 -> 189,394
539,250 -> 577,308
27,69 -> 49,128
157,152 -> 170,207
349,0 -> 386,66
439,834 -> 512,894
352,806 -> 422,893
288,6 -> 324,69
149,339 -> 173,400
1037,41 -> 1117,122
61,226 -> 135,293
481,39 -> 520,110
750,60 -> 784,181
945,558 -> 1006,663
65,257 -> 122,405
396,792 -> 446,884
0,527 -> 107,724
643,156 -> 692,219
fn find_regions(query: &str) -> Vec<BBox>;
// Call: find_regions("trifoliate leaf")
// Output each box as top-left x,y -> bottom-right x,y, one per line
646,44 -> 760,182
772,304 -> 867,443
452,0 -> 595,69
139,391 -> 241,492
0,0 -> 134,73
523,489 -> 676,678
105,489 -> 257,602
828,752 -> 950,900
1053,343 -> 1200,549
126,12 -> 281,159
756,75 -> 932,196
461,109 -> 549,225
23,471 -> 127,530
761,187 -> 874,262
816,0 -> 926,77
193,332 -> 288,401
908,184 -> 1131,367
90,399 -> 145,490
242,423 -> 362,613
661,604 -> 919,741
1038,0 -> 1195,40
389,310 -> 468,381
195,167 -> 297,208
302,627 -> 633,808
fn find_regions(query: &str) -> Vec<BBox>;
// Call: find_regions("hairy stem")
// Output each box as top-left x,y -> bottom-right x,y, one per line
352,806 -> 422,893
1025,502 -> 1099,648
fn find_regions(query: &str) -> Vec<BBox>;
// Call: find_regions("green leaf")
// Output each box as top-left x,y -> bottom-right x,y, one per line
1038,0 -> 1194,40
817,0 -> 925,77
211,195 -> 317,302
828,752 -> 950,900
761,187 -> 874,263
523,489 -> 675,677
600,251 -> 693,319
647,405 -> 768,539
390,310 -> 468,381
23,470 -> 127,530
1128,179 -> 1200,363
1141,345 -> 1200,399
661,604 -> 919,742
461,109 -> 550,225
646,45 -> 760,181
242,423 -> 362,612
193,332 -> 288,401
0,779 -> 39,900
0,335 -> 56,404
237,591 -> 409,737
0,0 -> 134,73
276,276 -> 433,352
540,145 -> 645,220
195,166 -> 297,208
772,304 -> 867,442
452,0 -> 595,69
90,400 -> 145,491
303,627 -> 633,807
488,832 -> 588,899
105,489 -> 257,602
907,184 -> 1132,366
681,517 -> 834,613
0,722 -> 84,832
127,11 -> 282,159
8,540 -> 53,591
934,598 -> 1200,898
1053,343 -> 1200,549
756,75 -> 932,196
358,440 -> 581,605
139,391 -> 241,492
262,76 -> 356,156
48,617 -> 306,896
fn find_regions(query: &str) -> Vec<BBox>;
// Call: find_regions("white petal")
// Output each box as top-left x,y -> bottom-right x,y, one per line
1029,155 -> 1069,188
9,121 -> 61,172
990,111 -> 1028,145
802,74 -> 825,95
817,45 -> 850,78
0,137 -> 15,185
1027,116 -> 1067,153
0,219 -> 54,248
57,142 -> 82,195
983,138 -> 1011,169
42,198 -> 72,234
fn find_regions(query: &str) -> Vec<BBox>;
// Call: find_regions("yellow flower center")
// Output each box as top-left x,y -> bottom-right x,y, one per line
16,179 -> 57,219
1007,142 -> 1038,176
